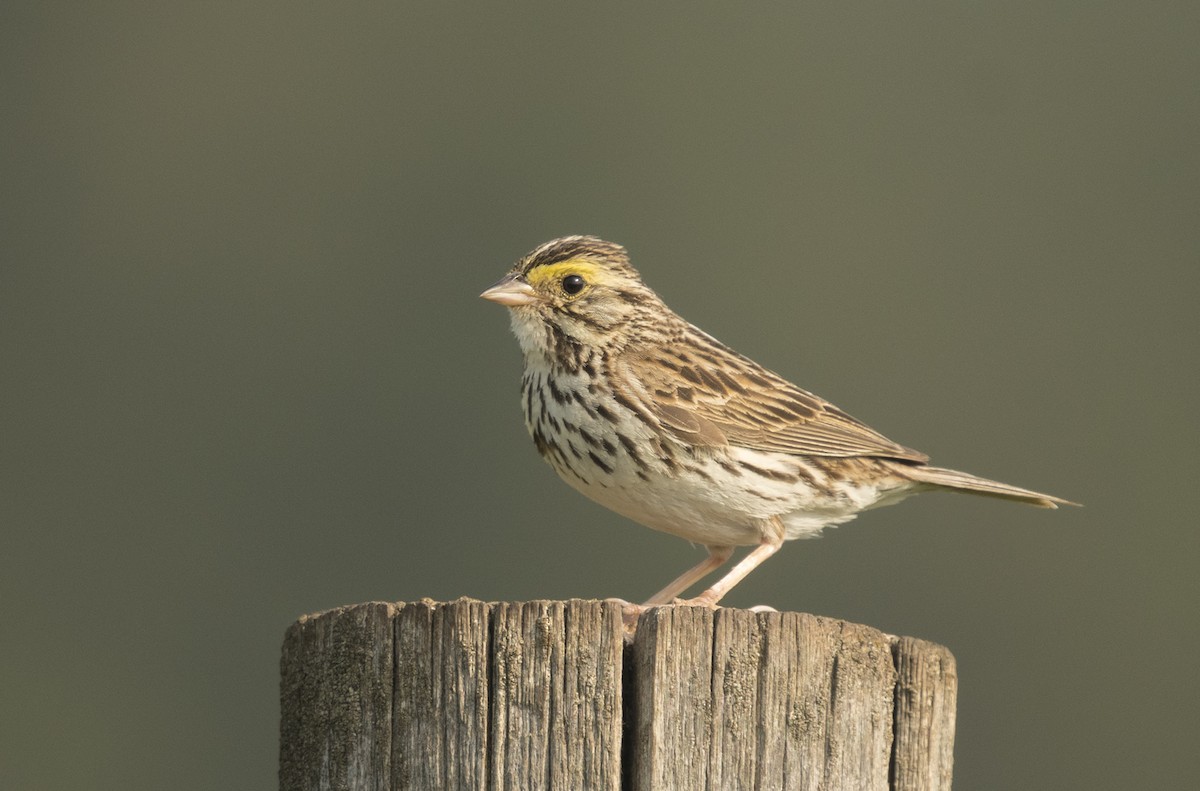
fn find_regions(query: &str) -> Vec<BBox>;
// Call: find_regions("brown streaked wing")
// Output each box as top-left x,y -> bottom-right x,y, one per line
612,337 -> 929,463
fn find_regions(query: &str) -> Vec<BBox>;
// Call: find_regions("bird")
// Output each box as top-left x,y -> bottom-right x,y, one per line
480,235 -> 1076,612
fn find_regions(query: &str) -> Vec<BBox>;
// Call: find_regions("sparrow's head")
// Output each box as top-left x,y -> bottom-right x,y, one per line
481,236 -> 665,358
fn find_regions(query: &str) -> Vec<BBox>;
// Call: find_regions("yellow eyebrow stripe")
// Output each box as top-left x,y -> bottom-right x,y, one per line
525,259 -> 603,288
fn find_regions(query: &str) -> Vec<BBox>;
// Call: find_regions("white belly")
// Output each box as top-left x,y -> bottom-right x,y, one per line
547,430 -> 907,546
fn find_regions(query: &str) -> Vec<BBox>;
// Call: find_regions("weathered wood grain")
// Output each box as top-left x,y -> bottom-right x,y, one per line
282,599 -> 622,791
280,601 -> 397,791
891,636 -> 957,791
630,604 -> 716,790
490,599 -> 624,790
559,600 -> 625,787
392,598 -> 492,790
280,600 -> 957,791
632,607 -> 898,791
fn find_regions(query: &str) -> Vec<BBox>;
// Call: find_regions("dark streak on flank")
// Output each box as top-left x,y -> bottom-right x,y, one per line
616,431 -> 650,471
652,439 -> 680,474
789,462 -> 819,487
588,451 -> 614,475
716,456 -> 743,477
739,460 -> 800,484
745,487 -> 789,503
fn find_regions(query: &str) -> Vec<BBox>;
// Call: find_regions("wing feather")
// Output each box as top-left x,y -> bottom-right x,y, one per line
612,331 -> 929,463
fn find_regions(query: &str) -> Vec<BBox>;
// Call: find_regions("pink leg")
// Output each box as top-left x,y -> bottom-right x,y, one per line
641,545 -> 734,606
686,519 -> 786,607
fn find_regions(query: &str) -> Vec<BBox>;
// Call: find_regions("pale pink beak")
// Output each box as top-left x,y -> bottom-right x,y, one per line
480,275 -> 540,307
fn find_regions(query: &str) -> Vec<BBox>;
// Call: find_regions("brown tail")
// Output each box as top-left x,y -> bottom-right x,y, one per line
900,465 -> 1080,509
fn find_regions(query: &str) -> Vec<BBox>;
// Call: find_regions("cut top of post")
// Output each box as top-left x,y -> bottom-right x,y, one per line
280,599 -> 956,791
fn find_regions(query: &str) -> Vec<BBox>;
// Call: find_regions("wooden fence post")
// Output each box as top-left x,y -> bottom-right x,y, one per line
280,599 -> 956,791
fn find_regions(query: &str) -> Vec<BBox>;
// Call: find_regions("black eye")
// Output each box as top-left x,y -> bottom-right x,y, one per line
562,274 -> 586,295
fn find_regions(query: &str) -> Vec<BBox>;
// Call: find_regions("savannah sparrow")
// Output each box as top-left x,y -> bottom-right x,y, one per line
481,236 -> 1075,609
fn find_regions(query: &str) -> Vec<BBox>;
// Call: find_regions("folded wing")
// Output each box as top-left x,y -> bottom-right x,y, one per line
613,334 -> 929,463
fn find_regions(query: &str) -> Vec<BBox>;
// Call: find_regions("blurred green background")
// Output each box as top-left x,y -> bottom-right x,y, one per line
2,3 -> 1196,789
